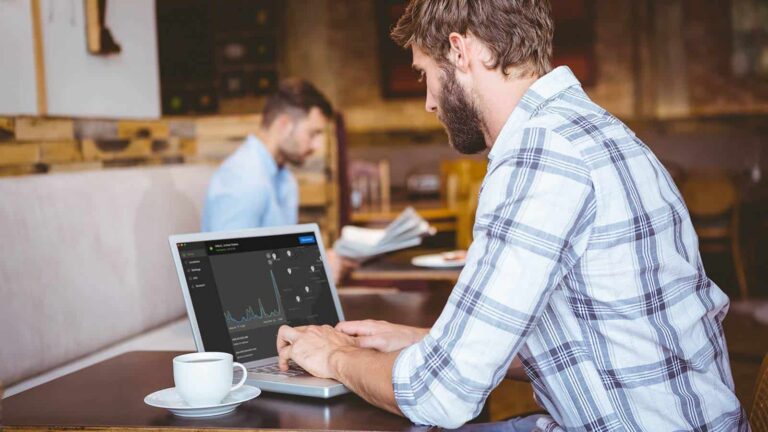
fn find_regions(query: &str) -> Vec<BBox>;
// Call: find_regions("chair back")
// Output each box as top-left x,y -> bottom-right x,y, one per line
680,172 -> 738,218
752,353 -> 768,431
349,159 -> 391,213
441,159 -> 486,249
441,159 -> 486,209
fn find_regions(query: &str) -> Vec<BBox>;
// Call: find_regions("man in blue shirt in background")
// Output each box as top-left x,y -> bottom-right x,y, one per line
202,79 -> 353,282
202,79 -> 333,232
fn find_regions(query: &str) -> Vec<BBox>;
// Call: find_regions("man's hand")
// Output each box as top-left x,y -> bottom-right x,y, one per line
326,249 -> 359,285
336,320 -> 429,352
276,324 -> 356,379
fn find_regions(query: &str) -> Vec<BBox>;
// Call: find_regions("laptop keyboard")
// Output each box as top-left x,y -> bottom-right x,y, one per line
249,360 -> 310,377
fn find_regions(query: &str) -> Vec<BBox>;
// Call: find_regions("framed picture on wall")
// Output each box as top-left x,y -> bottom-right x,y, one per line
376,0 -> 426,98
551,0 -> 597,87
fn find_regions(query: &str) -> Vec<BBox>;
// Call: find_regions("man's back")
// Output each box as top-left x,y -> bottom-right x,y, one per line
484,66 -> 746,430
392,67 -> 748,431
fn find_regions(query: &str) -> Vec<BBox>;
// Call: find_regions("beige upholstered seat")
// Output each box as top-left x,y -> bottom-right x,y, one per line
0,164 -> 215,387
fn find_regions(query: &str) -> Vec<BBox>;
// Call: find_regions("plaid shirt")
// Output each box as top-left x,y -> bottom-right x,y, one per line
392,67 -> 748,431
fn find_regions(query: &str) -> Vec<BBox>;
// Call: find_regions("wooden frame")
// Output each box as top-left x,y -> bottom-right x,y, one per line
84,0 -> 121,55
30,0 -> 47,115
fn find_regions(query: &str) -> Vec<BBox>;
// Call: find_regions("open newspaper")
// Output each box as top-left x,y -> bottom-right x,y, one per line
334,207 -> 435,261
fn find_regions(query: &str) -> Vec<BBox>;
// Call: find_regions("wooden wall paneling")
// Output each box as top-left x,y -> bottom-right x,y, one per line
81,139 -> 152,161
192,137 -> 242,162
117,120 -> 170,140
0,143 -> 40,167
194,115 -> 262,139
0,118 -> 14,140
14,118 -> 74,141
39,141 -> 82,164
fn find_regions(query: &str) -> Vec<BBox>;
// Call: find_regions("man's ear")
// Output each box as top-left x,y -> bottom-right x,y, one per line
448,32 -> 470,73
272,114 -> 294,140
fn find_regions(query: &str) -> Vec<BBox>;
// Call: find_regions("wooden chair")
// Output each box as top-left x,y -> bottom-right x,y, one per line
680,172 -> 749,300
441,159 -> 487,249
751,353 -> 768,431
349,159 -> 391,213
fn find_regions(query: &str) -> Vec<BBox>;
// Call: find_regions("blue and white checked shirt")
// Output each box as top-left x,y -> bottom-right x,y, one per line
202,135 -> 298,232
392,67 -> 748,431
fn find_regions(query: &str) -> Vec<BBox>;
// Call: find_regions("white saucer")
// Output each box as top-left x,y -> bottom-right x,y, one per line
144,385 -> 261,418
411,252 -> 466,268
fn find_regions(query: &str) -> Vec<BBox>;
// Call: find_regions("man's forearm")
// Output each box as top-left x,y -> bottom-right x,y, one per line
331,347 -> 403,416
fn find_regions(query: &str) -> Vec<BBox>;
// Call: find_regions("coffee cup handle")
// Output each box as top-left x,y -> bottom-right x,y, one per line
231,362 -> 247,391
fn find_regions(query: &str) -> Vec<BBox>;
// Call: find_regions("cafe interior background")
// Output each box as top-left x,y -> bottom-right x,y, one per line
1,0 -> 767,422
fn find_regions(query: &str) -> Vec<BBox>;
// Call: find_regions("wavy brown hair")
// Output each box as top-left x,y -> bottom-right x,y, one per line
261,79 -> 333,127
391,0 -> 554,77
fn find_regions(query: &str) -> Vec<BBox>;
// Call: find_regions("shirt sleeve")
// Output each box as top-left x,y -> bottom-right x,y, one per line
392,128 -> 596,428
201,179 -> 269,232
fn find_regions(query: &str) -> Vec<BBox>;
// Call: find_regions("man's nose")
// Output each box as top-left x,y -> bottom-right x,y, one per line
425,92 -> 438,113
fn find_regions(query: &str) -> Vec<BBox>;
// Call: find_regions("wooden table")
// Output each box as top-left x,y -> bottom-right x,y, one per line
350,248 -> 463,283
3,289 -> 462,431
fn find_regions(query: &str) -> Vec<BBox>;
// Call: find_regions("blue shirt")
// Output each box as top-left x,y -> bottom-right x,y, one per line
392,66 -> 747,431
201,135 -> 298,232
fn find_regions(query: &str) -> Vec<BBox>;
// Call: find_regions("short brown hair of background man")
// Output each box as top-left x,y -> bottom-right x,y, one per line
275,1 -> 748,430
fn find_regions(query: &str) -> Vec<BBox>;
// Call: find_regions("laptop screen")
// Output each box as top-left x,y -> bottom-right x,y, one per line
176,232 -> 340,363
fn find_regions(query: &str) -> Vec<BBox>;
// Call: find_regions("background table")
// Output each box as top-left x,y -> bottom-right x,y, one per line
350,248 -> 463,283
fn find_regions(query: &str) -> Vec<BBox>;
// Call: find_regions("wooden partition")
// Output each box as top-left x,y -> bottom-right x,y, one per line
0,115 -> 340,242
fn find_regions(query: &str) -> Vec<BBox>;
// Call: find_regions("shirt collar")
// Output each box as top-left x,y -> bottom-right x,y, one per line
244,134 -> 279,179
488,66 -> 582,161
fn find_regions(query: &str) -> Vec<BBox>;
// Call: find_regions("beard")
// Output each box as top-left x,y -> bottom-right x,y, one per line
437,68 -> 488,155
279,146 -> 307,167
277,133 -> 309,167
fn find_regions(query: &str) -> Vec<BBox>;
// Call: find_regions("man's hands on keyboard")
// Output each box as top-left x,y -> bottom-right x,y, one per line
276,325 -> 357,380
250,361 -> 308,377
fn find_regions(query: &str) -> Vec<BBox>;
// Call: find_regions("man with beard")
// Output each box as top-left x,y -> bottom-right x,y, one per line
202,79 -> 332,233
274,1 -> 748,431
202,80 -> 355,282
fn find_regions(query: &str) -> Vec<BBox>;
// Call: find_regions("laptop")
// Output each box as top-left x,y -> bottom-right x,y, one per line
169,224 -> 350,398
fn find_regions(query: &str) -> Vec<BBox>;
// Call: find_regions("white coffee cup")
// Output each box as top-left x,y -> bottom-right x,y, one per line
173,352 -> 247,407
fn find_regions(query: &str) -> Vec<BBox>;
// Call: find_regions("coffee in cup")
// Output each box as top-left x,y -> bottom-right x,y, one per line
173,352 -> 247,406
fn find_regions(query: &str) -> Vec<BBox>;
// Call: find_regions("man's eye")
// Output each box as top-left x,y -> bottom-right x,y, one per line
417,71 -> 426,83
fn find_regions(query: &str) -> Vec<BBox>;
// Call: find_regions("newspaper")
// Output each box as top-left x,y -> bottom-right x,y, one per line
334,207 -> 435,261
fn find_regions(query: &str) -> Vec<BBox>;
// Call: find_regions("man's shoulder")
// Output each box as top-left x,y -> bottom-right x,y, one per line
209,159 -> 271,194
531,90 -> 627,145
494,115 -> 590,163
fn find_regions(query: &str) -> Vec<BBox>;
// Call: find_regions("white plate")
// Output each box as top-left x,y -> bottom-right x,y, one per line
144,385 -> 261,418
411,252 -> 466,268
